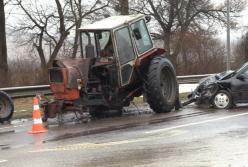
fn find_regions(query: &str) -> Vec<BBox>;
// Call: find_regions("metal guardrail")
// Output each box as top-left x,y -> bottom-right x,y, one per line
177,74 -> 214,84
0,74 -> 214,98
0,85 -> 51,98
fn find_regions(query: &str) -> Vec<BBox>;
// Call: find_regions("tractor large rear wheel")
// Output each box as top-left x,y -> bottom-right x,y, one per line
144,57 -> 177,113
0,91 -> 14,123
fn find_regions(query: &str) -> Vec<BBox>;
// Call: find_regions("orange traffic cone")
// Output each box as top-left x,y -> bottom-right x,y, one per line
29,96 -> 48,134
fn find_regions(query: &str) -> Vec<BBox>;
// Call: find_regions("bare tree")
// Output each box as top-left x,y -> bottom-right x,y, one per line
68,0 -> 109,58
13,0 -> 109,70
176,32 -> 226,75
131,0 -> 246,65
13,0 -> 75,72
117,0 -> 129,15
233,32 -> 248,68
0,0 -> 8,86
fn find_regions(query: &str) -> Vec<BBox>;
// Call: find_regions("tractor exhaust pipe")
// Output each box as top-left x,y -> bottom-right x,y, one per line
85,32 -> 95,58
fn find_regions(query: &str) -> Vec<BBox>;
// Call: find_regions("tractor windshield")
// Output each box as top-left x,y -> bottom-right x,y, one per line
80,31 -> 114,61
99,31 -> 111,50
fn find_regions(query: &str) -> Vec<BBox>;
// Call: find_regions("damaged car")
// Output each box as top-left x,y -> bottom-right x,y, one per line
183,62 -> 248,109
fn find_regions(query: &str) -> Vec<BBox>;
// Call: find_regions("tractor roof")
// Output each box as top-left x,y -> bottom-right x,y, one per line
79,14 -> 144,31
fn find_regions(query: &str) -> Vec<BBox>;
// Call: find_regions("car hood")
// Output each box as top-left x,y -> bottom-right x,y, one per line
199,70 -> 235,86
215,70 -> 235,80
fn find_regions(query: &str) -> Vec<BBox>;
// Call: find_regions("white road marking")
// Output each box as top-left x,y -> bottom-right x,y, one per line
146,112 -> 248,134
0,160 -> 7,163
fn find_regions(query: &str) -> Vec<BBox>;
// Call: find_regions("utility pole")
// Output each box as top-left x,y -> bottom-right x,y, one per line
0,0 -> 8,86
226,0 -> 231,70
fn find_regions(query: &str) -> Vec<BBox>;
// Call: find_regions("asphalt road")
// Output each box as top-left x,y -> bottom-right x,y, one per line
1,105 -> 248,167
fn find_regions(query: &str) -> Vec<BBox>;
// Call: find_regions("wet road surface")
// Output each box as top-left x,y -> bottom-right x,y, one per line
1,105 -> 248,167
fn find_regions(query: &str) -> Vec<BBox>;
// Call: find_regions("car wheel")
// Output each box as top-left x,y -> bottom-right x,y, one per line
213,90 -> 232,109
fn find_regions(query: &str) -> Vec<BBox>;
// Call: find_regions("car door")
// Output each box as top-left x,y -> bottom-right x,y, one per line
114,26 -> 136,87
231,68 -> 248,103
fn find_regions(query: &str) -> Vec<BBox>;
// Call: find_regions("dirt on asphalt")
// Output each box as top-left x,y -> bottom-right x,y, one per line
12,93 -> 190,119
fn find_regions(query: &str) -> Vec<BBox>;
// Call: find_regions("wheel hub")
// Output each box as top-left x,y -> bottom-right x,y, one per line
214,93 -> 229,109
160,67 -> 174,102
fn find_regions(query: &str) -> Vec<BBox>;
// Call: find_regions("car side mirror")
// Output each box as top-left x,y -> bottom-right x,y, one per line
133,28 -> 142,40
237,74 -> 246,80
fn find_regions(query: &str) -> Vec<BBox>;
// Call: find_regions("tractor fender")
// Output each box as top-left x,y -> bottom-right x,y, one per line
135,48 -> 166,67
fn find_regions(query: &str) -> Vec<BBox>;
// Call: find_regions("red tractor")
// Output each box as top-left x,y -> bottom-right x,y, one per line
42,14 -> 180,121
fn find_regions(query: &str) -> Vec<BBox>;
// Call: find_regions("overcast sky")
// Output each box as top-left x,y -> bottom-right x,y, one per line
211,0 -> 248,41
4,0 -> 248,58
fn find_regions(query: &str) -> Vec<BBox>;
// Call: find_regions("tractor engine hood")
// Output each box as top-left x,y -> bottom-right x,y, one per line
51,58 -> 92,89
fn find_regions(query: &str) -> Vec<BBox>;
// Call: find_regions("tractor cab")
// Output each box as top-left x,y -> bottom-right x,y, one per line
79,14 -> 153,87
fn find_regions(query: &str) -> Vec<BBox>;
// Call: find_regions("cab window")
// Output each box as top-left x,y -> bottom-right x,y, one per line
98,31 -> 114,60
131,19 -> 153,54
99,31 -> 111,50
115,27 -> 136,65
